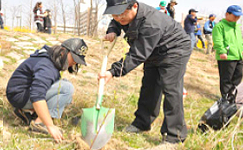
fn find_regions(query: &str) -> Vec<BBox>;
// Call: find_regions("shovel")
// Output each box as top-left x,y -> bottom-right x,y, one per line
81,37 -> 117,150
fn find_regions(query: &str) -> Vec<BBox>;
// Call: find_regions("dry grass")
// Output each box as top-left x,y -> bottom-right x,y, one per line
0,29 -> 242,150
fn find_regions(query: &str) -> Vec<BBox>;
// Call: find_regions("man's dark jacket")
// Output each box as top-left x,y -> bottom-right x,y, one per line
6,45 -> 60,108
106,2 -> 191,77
44,15 -> 52,28
166,3 -> 175,19
184,14 -> 197,34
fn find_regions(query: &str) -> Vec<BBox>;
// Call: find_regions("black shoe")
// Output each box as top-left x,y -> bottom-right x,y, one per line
14,109 -> 33,125
124,125 -> 142,133
71,116 -> 81,126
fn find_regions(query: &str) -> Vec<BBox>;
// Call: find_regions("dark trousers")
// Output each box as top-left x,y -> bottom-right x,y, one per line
218,60 -> 243,98
132,52 -> 191,143
197,35 -> 205,48
46,28 -> 52,34
36,23 -> 43,32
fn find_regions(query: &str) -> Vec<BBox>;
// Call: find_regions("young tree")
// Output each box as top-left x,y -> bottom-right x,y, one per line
60,0 -> 66,33
73,0 -> 82,35
87,0 -> 92,36
27,0 -> 33,30
10,5 -> 21,28
90,0 -> 106,37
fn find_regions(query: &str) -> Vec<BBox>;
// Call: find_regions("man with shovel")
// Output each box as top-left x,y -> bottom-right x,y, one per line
99,0 -> 192,145
6,38 -> 88,143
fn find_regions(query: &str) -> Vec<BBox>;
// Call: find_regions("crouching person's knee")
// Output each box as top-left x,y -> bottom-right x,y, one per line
60,79 -> 74,104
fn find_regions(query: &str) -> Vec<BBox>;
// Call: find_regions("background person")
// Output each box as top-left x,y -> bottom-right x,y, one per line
0,11 -> 4,29
100,0 -> 192,145
204,14 -> 216,54
156,1 -> 170,16
184,9 -> 198,49
166,0 -> 177,19
6,38 -> 88,143
195,19 -> 205,49
43,9 -> 52,34
212,5 -> 243,101
33,2 -> 46,32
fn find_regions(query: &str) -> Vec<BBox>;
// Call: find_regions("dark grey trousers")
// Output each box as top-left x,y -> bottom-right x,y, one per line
132,53 -> 191,143
218,60 -> 243,98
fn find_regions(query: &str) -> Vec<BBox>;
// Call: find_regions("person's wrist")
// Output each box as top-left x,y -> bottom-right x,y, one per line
108,69 -> 115,77
108,71 -> 113,77
46,123 -> 55,129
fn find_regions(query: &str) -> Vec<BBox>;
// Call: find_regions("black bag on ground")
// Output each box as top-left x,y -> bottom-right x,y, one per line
198,89 -> 238,132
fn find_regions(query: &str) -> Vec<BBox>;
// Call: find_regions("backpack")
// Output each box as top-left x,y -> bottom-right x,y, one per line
198,88 -> 238,132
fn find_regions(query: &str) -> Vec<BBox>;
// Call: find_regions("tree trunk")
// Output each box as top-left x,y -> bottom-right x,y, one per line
77,0 -> 81,36
92,3 -> 98,37
54,0 -> 57,34
60,0 -> 66,33
87,0 -> 93,36
73,0 -> 77,35
29,0 -> 33,30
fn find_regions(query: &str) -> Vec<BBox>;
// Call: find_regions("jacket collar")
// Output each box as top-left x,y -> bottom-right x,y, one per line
222,19 -> 237,27
135,2 -> 146,20
128,2 -> 146,28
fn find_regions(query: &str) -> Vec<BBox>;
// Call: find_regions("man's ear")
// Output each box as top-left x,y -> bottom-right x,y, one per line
133,3 -> 138,9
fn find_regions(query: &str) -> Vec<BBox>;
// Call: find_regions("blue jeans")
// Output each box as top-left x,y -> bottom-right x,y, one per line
189,32 -> 196,49
23,79 -> 74,118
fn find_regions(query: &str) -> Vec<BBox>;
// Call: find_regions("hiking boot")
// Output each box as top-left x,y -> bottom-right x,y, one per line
124,125 -> 141,133
14,109 -> 33,125
29,120 -> 49,134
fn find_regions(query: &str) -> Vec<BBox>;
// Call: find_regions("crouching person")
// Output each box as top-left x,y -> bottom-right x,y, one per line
6,38 -> 88,143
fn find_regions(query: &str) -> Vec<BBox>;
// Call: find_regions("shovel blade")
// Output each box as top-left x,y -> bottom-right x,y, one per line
81,106 -> 115,150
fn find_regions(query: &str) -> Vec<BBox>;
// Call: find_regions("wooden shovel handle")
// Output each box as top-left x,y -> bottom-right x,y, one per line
96,37 -> 117,109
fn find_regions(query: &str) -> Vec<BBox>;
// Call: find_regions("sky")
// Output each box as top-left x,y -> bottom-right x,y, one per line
139,0 -> 243,21
1,0 -> 243,28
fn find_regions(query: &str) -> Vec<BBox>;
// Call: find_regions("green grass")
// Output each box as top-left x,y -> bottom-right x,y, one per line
3,56 -> 16,64
27,38 -> 36,42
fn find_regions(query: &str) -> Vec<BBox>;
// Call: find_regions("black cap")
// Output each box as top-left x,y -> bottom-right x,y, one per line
103,0 -> 136,15
189,9 -> 198,14
61,38 -> 88,66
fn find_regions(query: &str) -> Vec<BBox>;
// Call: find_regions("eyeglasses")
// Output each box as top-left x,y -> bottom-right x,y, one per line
112,9 -> 130,18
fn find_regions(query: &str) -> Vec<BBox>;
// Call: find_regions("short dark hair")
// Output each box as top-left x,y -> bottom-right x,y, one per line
127,1 -> 137,10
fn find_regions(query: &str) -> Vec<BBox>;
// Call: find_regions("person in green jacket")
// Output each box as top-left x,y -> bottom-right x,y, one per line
212,5 -> 243,100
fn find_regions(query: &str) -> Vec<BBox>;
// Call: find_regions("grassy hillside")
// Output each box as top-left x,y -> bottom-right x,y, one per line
0,29 -> 242,150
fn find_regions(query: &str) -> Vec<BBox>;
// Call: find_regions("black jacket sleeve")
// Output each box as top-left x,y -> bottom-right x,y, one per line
106,19 -> 123,36
166,5 -> 174,19
188,14 -> 197,23
109,26 -> 162,77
